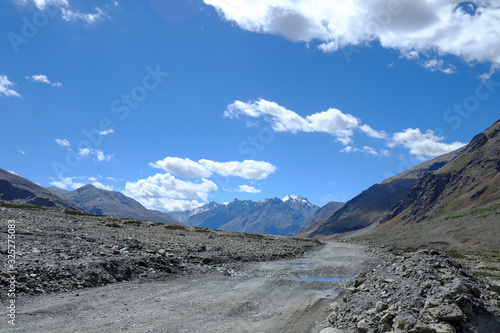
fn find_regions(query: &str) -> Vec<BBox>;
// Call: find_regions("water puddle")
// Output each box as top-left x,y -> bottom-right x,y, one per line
274,276 -> 353,283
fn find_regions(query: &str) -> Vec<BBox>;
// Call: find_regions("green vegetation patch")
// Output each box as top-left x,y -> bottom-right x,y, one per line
444,202 -> 500,221
0,202 -> 48,210
64,210 -> 103,217
164,224 -> 187,231
446,251 -> 467,259
475,271 -> 500,278
194,227 -> 213,233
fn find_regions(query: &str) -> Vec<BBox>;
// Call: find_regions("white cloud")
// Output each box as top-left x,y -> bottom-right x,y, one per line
422,59 -> 457,74
237,185 -> 261,194
199,159 -> 276,180
18,150 -> 25,155
15,0 -> 108,24
50,176 -> 84,190
107,177 -> 117,182
55,138 -> 70,147
389,128 -> 466,158
226,98 -> 465,158
91,181 -> 113,191
150,156 -> 277,180
26,74 -> 62,87
341,145 -> 388,157
225,99 -> 360,145
78,148 -> 112,162
150,157 -> 212,178
0,75 -> 21,97
61,7 -> 107,24
359,124 -> 388,140
125,173 -> 217,202
7,170 -> 18,175
99,129 -> 114,136
204,0 -> 500,70
135,197 -> 204,213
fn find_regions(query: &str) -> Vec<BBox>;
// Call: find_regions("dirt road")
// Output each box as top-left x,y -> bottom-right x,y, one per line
4,242 -> 371,333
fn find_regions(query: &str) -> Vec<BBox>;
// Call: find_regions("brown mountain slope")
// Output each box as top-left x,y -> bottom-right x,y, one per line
383,119 -> 500,225
301,149 -> 462,237
0,168 -> 81,211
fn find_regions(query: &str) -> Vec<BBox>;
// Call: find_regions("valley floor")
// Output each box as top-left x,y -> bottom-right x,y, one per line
2,242 -> 370,333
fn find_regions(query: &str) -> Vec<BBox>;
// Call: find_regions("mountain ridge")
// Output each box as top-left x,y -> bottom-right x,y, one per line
47,184 -> 179,224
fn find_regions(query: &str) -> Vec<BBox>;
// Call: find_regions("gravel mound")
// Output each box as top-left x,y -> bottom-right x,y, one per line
326,244 -> 500,333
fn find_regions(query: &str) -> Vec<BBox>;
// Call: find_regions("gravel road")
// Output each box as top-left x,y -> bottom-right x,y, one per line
2,241 -> 370,333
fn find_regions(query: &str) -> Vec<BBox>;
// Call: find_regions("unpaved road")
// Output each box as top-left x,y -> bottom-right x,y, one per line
3,242 -> 371,333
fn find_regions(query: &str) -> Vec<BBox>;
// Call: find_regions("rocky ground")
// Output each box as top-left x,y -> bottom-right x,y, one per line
0,206 -> 320,298
323,244 -> 500,333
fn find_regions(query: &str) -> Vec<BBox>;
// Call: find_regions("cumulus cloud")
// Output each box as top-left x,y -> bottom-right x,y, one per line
225,98 -> 464,158
125,173 -> 217,203
150,156 -> 277,180
204,0 -> 500,70
150,157 -> 212,178
55,138 -> 70,147
0,75 -> 21,97
91,181 -> 113,191
237,185 -> 261,194
50,176 -> 84,190
199,159 -> 276,180
26,75 -> 62,87
389,128 -> 466,158
134,197 -> 204,212
225,99 -> 360,145
78,148 -> 112,162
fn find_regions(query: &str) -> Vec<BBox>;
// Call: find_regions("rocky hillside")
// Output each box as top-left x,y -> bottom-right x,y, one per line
0,168 -> 80,211
383,119 -> 500,225
174,196 -> 319,236
302,149 -> 461,237
48,184 -> 179,224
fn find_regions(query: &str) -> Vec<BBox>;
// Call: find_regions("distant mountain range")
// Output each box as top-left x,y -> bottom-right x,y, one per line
47,184 -> 179,224
0,169 -> 80,211
301,118 -> 500,249
171,195 -> 342,236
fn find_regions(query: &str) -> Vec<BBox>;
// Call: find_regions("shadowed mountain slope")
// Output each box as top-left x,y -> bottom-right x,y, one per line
0,168 -> 81,210
303,149 -> 463,237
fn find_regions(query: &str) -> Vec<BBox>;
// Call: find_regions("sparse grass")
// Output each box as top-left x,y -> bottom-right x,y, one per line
0,202 -> 48,210
475,271 -> 500,278
107,217 -> 120,222
123,220 -> 144,226
292,237 -> 323,245
245,233 -> 265,238
446,251 -> 466,259
400,248 -> 418,253
64,210 -> 103,217
482,266 -> 500,271
444,202 -> 500,221
164,224 -> 187,231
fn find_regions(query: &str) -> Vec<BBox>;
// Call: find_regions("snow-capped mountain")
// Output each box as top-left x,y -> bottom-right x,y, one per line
174,195 -> 320,236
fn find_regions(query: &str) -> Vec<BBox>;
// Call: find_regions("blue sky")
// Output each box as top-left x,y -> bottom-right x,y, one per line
1,0 -> 499,212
